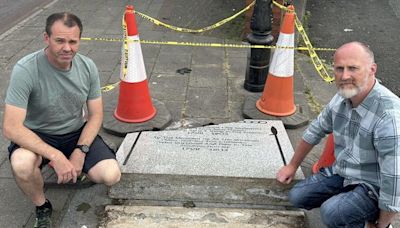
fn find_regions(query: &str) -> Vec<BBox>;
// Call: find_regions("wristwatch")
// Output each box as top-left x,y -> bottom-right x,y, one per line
76,144 -> 90,154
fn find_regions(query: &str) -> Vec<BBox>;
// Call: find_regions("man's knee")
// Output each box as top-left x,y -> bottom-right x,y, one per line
10,148 -> 41,180
321,186 -> 379,227
288,186 -> 312,209
88,159 -> 121,186
102,166 -> 121,186
320,196 -> 342,227
320,194 -> 355,227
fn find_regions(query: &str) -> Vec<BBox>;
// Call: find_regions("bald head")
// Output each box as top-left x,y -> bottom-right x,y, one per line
334,41 -> 375,65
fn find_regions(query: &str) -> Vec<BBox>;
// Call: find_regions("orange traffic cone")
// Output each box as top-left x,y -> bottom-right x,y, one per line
114,5 -> 156,123
312,134 -> 335,173
256,5 -> 296,116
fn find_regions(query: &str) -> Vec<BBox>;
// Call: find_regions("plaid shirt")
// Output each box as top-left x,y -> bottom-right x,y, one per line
303,81 -> 400,212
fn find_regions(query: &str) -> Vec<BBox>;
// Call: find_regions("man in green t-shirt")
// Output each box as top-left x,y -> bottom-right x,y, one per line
2,12 -> 121,227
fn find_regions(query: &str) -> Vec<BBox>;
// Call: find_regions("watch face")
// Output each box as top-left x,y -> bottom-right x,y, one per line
80,145 -> 90,153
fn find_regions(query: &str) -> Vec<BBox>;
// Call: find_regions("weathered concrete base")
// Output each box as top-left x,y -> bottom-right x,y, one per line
102,89 -> 172,137
242,95 -> 309,129
110,173 -> 299,208
101,205 -> 305,228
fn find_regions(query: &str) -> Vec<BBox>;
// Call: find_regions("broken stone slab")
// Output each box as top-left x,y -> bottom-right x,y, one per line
116,120 -> 303,179
110,120 -> 303,207
101,205 -> 305,228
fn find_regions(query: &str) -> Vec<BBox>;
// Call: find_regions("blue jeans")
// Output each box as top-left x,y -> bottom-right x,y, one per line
289,167 -> 379,228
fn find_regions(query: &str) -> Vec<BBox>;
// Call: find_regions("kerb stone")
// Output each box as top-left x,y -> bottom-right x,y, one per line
101,205 -> 305,228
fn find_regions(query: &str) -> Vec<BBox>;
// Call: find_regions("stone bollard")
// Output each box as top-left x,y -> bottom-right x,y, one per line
244,0 -> 274,92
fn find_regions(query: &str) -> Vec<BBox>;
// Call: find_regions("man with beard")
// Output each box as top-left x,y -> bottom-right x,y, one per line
276,41 -> 400,228
2,12 -> 121,227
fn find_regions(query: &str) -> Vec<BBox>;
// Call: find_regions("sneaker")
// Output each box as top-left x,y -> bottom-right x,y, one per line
34,200 -> 52,228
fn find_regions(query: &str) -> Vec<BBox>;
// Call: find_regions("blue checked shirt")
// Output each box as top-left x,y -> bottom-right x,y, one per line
303,81 -> 400,212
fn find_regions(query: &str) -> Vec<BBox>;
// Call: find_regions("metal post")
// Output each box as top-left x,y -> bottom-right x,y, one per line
244,0 -> 274,92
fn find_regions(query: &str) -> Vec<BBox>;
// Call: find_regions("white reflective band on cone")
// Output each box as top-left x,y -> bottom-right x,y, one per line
269,33 -> 294,77
121,35 -> 147,83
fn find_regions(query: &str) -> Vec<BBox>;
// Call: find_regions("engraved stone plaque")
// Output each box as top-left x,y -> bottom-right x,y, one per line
117,120 -> 303,179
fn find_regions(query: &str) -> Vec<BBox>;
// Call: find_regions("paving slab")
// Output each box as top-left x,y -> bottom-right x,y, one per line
149,73 -> 189,101
0,158 -> 13,178
0,39 -> 28,60
189,64 -> 227,88
153,52 -> 192,75
226,55 -> 248,78
192,47 -> 225,65
59,184 -> 112,228
26,188 -> 77,228
0,179 -> 33,227
185,87 -> 229,118
101,205 -> 305,228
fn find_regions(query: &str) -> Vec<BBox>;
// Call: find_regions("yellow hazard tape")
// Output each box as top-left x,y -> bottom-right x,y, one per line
81,37 -> 333,51
134,1 -> 255,33
122,15 -> 128,80
295,16 -> 334,83
99,16 -> 126,92
272,0 -> 335,83
101,81 -> 120,92
94,1 -> 336,92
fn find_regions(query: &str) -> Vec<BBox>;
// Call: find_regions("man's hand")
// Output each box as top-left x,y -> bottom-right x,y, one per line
366,221 -> 393,228
366,222 -> 377,228
276,164 -> 297,184
51,153 -> 78,184
69,149 -> 85,176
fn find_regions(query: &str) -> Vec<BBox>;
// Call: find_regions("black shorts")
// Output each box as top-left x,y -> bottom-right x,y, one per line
8,125 -> 116,173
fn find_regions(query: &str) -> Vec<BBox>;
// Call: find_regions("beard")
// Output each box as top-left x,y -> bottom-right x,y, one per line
338,86 -> 360,98
337,74 -> 369,99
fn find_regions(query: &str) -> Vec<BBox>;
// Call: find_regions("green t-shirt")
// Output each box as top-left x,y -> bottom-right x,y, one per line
5,49 -> 101,134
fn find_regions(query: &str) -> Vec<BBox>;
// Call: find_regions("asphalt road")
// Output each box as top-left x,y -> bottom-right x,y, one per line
0,0 -> 54,35
306,0 -> 400,95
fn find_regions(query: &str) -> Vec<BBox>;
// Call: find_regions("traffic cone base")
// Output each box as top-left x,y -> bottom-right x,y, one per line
312,134 -> 335,173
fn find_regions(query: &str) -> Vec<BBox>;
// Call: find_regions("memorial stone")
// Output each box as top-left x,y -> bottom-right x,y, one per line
111,120 -> 304,207
116,120 -> 303,179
